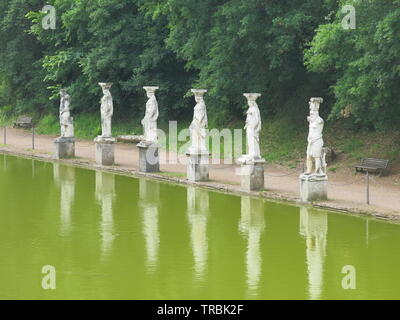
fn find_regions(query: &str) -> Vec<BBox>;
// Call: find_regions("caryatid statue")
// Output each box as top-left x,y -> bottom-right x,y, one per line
142,86 -> 159,144
239,93 -> 262,162
188,89 -> 208,154
59,89 -> 74,138
99,83 -> 113,138
305,97 -> 326,176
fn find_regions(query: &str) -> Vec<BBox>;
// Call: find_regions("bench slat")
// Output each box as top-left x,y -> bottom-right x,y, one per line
360,158 -> 389,169
355,158 -> 389,176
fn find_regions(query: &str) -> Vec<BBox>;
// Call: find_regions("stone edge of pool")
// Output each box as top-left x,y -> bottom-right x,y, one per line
1,146 -> 399,223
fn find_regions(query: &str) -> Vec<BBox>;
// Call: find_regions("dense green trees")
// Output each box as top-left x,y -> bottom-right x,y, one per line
0,0 -> 47,116
26,0 -> 194,122
148,0 -> 337,123
305,0 -> 400,129
0,0 -> 399,130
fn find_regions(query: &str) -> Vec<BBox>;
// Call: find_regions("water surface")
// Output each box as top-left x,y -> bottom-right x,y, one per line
0,154 -> 399,300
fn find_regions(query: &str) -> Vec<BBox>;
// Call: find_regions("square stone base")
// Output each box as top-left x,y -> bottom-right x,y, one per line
54,137 -> 75,159
95,137 -> 115,166
186,153 -> 210,182
300,174 -> 328,202
137,142 -> 160,173
239,162 -> 265,191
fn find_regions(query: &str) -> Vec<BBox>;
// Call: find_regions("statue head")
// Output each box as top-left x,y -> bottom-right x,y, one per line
60,89 -> 69,98
99,82 -> 113,94
143,86 -> 159,99
191,89 -> 207,104
309,97 -> 323,113
244,93 -> 261,108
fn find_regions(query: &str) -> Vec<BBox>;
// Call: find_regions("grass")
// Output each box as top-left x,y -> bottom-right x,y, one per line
260,117 -> 304,164
35,113 -> 139,140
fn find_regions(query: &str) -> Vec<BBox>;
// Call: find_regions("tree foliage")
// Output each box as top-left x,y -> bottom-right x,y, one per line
305,0 -> 400,129
0,0 -> 399,130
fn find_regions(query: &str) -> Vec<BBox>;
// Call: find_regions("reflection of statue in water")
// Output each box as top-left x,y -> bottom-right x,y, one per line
95,171 -> 116,257
187,187 -> 209,280
139,179 -> 160,272
238,94 -> 262,163
59,89 -> 74,138
305,98 -> 326,176
141,87 -> 159,144
239,196 -> 265,298
299,206 -> 328,300
188,89 -> 208,154
53,164 -> 75,236
99,83 -> 113,138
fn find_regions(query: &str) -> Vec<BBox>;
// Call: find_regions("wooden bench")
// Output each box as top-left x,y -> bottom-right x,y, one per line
355,158 -> 389,176
13,116 -> 33,129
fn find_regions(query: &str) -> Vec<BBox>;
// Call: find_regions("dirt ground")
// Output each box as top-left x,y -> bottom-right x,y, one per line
1,127 -> 399,217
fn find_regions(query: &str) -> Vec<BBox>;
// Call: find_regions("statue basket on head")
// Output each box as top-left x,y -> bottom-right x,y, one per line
188,89 -> 208,154
141,86 -> 159,144
238,93 -> 263,164
99,83 -> 113,138
59,89 -> 74,138
305,97 -> 327,176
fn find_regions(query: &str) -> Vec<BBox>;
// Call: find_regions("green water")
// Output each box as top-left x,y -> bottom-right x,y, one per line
0,154 -> 399,300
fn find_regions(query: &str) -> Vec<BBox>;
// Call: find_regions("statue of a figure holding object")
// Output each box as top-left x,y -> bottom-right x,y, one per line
188,89 -> 208,154
238,93 -> 262,163
99,83 -> 113,138
141,86 -> 159,144
59,89 -> 74,138
305,97 -> 326,176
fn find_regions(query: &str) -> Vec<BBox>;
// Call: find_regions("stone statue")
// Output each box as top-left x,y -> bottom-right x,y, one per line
99,83 -> 113,138
59,89 -> 74,138
188,89 -> 208,154
305,97 -> 326,176
141,87 -> 159,144
238,93 -> 262,163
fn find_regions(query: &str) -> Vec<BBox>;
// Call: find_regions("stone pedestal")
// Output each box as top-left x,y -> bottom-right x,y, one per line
186,152 -> 210,182
238,159 -> 266,191
54,137 -> 75,159
137,142 -> 160,173
94,136 -> 116,166
299,174 -> 328,202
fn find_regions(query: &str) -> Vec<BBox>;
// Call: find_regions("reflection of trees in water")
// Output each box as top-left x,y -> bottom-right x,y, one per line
95,171 -> 116,258
53,163 -> 75,237
139,178 -> 160,273
187,187 -> 209,281
239,196 -> 265,298
299,206 -> 328,300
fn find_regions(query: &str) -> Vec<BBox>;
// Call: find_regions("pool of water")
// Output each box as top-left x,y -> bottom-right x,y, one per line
0,154 -> 399,300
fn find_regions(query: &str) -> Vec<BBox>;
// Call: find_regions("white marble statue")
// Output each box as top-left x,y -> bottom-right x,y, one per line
305,97 -> 326,176
188,89 -> 208,154
59,89 -> 74,138
238,93 -> 262,163
99,83 -> 113,138
141,87 -> 159,144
